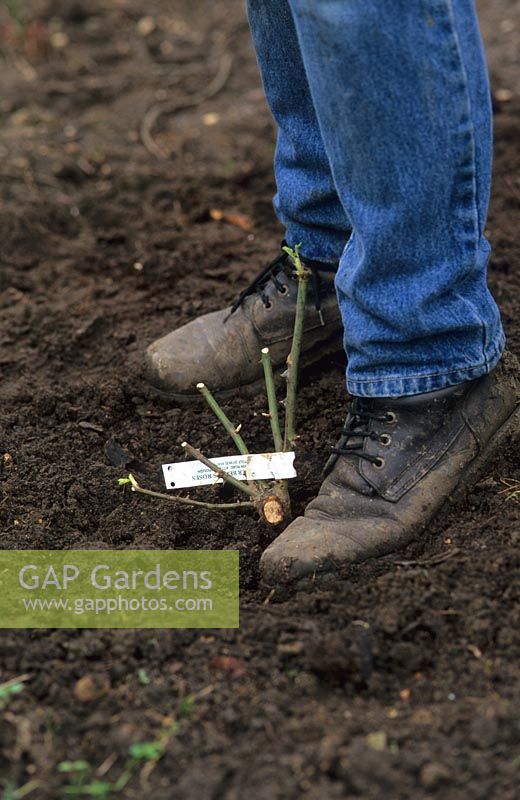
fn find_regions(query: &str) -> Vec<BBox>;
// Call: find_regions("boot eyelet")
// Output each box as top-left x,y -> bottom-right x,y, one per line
264,301 -> 272,310
385,411 -> 397,424
373,457 -> 385,469
278,285 -> 288,295
379,433 -> 392,446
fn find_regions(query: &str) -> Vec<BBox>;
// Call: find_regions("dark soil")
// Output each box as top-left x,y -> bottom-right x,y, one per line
1,1 -> 519,798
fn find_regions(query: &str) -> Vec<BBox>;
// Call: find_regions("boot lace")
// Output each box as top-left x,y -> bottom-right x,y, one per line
226,242 -> 333,325
328,398 -> 395,469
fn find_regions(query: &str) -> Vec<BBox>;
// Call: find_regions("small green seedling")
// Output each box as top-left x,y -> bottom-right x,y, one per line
58,761 -> 94,796
58,762 -> 90,777
59,760 -> 111,798
0,677 -> 27,710
178,693 -> 194,717
119,244 -> 311,526
112,730 -> 176,792
58,718 -> 181,796
285,668 -> 299,680
63,782 -> 111,799
137,668 -> 150,686
127,740 -> 164,762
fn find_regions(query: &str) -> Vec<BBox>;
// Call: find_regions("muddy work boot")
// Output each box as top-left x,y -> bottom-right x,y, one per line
144,245 -> 343,400
261,352 -> 520,584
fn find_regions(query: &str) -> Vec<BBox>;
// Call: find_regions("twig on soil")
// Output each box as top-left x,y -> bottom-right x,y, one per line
12,54 -> 37,81
7,780 -> 40,798
0,674 -> 31,691
497,476 -> 520,501
394,547 -> 460,568
504,176 -> 520,202
141,48 -> 233,159
262,588 -> 276,606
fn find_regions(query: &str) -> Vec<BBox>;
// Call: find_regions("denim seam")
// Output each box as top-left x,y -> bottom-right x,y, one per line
346,327 -> 506,395
442,0 -> 479,243
348,355 -> 499,384
444,1 -> 482,239
348,337 -> 504,385
347,351 -> 501,397
444,0 -> 491,370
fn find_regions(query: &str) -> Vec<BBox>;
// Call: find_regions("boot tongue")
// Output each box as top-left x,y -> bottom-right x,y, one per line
315,267 -> 337,287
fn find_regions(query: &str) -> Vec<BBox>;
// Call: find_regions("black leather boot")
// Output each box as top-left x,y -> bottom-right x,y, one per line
143,244 -> 343,400
260,351 -> 520,584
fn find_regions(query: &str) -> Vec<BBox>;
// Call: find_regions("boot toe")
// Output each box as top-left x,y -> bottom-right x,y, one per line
143,313 -> 231,395
260,517 -> 355,583
144,331 -> 200,395
260,514 -> 404,584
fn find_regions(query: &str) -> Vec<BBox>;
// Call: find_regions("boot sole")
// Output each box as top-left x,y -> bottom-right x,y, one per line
143,332 -> 345,406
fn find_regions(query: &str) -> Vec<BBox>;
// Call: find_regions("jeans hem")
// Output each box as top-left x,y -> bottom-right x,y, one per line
284,225 -> 349,267
346,333 -> 506,398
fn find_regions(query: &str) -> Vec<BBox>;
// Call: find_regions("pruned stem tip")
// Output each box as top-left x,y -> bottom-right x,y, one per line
261,347 -> 284,452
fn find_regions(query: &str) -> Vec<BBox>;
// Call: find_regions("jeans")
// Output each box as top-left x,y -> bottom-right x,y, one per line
246,0 -> 505,397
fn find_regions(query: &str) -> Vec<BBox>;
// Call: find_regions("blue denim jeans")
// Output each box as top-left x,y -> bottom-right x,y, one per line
246,0 -> 505,397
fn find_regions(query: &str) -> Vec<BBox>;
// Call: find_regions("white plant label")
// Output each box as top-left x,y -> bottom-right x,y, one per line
162,452 -> 296,489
